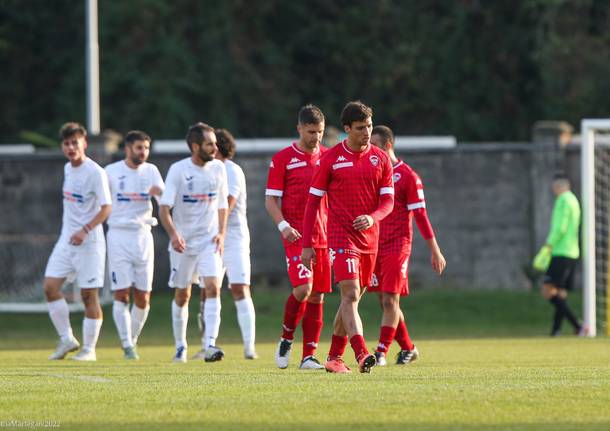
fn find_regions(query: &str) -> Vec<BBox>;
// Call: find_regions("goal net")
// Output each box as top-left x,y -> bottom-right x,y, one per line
581,119 -> 610,337
0,233 -> 111,313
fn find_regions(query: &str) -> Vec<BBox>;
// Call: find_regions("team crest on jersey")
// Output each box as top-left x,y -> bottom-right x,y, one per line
315,159 -> 320,166
369,155 -> 379,166
393,173 -> 401,183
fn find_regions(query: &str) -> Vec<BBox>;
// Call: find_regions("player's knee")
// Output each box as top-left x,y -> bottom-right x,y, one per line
381,294 -> 399,311
43,282 -> 62,301
113,289 -> 130,304
308,291 -> 323,304
174,288 -> 190,306
134,290 -> 150,308
230,284 -> 249,301
342,289 -> 360,304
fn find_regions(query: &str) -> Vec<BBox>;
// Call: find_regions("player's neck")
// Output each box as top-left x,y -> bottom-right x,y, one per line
296,141 -> 317,154
388,150 -> 399,165
345,138 -> 368,153
70,156 -> 86,167
191,154 -> 206,167
124,158 -> 141,170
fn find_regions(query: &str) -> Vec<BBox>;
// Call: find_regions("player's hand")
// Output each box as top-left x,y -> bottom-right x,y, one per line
213,232 -> 225,255
171,233 -> 186,253
431,248 -> 446,274
281,226 -> 302,243
149,185 -> 163,197
353,215 -> 374,231
69,228 -> 87,246
301,247 -> 316,270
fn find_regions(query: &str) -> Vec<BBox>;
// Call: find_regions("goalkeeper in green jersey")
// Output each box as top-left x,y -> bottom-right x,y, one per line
534,172 -> 584,336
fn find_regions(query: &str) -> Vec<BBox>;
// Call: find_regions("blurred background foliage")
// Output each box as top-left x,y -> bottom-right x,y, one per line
1,0 -> 610,144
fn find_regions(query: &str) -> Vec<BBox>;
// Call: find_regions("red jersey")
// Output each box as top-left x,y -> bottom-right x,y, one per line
309,140 -> 393,253
265,143 -> 328,248
379,160 -> 427,255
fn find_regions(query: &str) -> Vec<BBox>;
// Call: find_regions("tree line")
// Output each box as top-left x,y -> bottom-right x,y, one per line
1,0 -> 609,146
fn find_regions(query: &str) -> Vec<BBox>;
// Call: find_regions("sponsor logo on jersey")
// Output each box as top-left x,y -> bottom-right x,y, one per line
286,160 -> 307,170
117,192 -> 150,202
182,192 -> 217,203
289,157 -> 301,164
369,155 -> 379,166
63,191 -> 84,203
393,173 -> 401,183
315,159 -> 320,166
336,155 -> 347,162
332,161 -> 354,170
270,161 -> 275,168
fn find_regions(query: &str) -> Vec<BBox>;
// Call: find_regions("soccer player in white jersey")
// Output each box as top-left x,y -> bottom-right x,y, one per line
44,122 -> 112,361
159,122 -> 228,363
193,128 -> 257,360
105,130 -> 165,360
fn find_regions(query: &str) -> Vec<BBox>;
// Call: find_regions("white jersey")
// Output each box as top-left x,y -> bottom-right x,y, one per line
105,160 -> 165,230
224,159 -> 250,240
60,158 -> 111,245
160,157 -> 228,254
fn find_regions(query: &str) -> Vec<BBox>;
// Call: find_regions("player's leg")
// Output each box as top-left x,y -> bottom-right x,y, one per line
299,247 -> 330,369
394,309 -> 419,364
275,244 -> 311,369
225,243 -> 257,359
375,292 -> 399,364
130,229 -> 154,350
230,284 -> 257,359
199,245 -> 224,361
72,245 -> 105,361
169,250 -> 197,362
543,282 -> 563,336
198,284 -> 206,338
112,287 -> 137,358
44,242 -> 79,359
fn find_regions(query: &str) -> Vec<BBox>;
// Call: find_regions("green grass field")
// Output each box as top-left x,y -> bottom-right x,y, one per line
1,288 -> 609,430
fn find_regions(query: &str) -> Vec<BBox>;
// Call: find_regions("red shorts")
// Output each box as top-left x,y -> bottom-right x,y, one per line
369,252 -> 410,296
285,244 -> 331,293
330,248 -> 377,287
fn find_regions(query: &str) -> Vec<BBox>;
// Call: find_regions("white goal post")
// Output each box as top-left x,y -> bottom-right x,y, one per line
581,118 -> 610,337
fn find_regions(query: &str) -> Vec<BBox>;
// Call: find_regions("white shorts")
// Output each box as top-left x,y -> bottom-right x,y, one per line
222,240 -> 251,285
107,228 -> 154,292
45,239 -> 106,288
168,240 -> 223,289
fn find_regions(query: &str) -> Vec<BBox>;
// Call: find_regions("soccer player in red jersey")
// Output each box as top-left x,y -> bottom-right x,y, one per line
302,101 -> 394,373
265,105 -> 330,370
369,125 -> 446,366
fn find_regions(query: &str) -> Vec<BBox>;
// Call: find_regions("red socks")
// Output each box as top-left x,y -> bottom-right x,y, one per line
301,302 -> 323,359
349,334 -> 369,360
376,325 -> 396,353
281,294 -> 306,340
395,319 -> 415,351
328,334 -> 348,359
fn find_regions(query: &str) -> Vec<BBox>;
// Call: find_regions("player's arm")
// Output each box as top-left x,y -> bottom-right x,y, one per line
545,197 -> 568,250
407,172 -> 446,274
70,168 -> 112,246
301,158 -> 329,269
149,165 -> 165,202
70,204 -> 112,246
354,157 -> 394,231
158,166 -> 185,253
213,164 -> 229,254
264,155 -> 301,242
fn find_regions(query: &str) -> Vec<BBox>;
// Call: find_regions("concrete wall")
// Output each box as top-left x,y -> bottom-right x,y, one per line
0,139 -> 577,297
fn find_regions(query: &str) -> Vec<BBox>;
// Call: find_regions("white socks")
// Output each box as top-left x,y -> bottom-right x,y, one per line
235,297 -> 256,352
112,301 -> 133,349
131,305 -> 150,345
47,298 -> 73,341
203,297 -> 221,348
82,317 -> 102,352
172,300 -> 188,349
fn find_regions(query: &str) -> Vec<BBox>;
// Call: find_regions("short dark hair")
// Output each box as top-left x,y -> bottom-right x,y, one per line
553,172 -> 570,182
124,130 -> 151,147
215,128 -> 236,159
298,104 -> 325,125
59,122 -> 87,140
186,122 -> 214,151
340,100 -> 373,127
372,125 -> 394,146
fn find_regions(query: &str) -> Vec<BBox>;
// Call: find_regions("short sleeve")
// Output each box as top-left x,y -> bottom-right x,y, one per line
378,156 -> 394,196
309,155 -> 330,197
265,154 -> 285,197
159,164 -> 178,207
95,167 -> 112,206
406,170 -> 426,211
217,163 -> 229,210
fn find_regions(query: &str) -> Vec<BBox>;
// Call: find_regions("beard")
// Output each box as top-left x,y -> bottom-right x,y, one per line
198,148 -> 214,162
130,154 -> 145,166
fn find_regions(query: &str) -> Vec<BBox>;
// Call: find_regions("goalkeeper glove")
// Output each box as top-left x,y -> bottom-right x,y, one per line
532,246 -> 552,272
